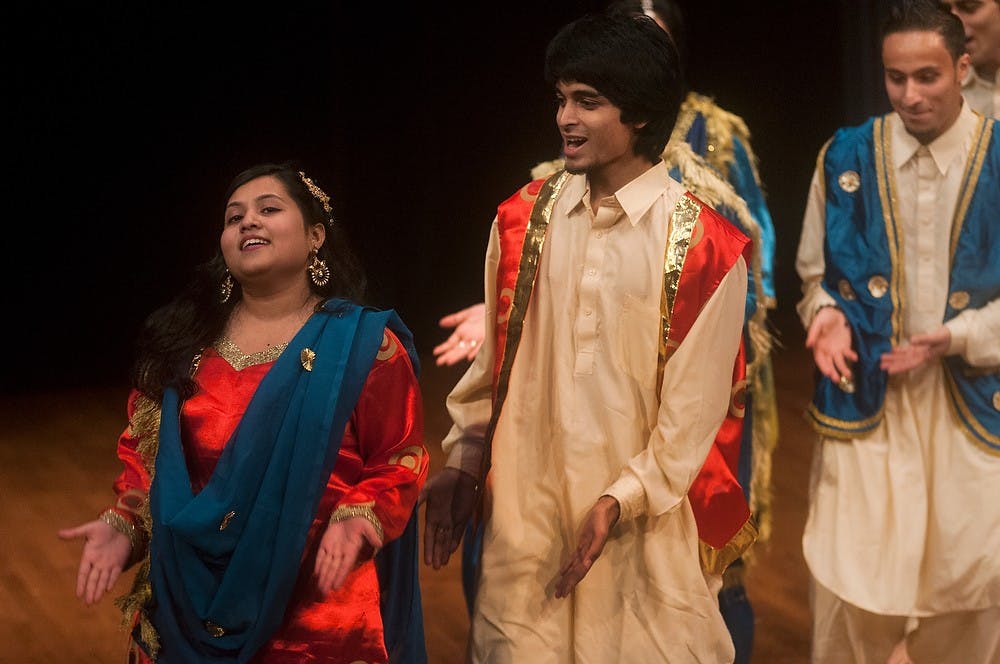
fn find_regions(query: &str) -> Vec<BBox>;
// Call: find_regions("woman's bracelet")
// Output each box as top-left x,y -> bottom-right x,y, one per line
99,508 -> 138,553
329,503 -> 384,543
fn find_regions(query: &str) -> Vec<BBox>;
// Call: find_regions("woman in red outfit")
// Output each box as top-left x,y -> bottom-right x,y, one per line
59,163 -> 428,664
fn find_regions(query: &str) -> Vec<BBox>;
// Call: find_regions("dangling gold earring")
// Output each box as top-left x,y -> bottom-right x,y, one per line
307,249 -> 331,287
220,269 -> 234,303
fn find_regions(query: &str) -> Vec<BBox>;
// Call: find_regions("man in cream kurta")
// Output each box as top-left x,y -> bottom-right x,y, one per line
422,12 -> 749,664
443,162 -> 746,663
795,5 -> 1000,662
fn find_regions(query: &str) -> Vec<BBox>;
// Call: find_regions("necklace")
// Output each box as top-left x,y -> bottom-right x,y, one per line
224,297 -> 320,356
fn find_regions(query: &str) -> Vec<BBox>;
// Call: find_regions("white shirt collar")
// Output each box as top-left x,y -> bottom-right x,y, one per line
568,160 -> 681,226
891,101 -> 979,175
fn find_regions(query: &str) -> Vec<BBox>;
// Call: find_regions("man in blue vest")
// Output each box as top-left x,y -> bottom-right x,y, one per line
795,2 -> 999,662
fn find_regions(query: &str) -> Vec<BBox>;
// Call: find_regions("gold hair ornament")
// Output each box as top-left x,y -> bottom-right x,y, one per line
220,269 -> 234,303
298,171 -> 333,218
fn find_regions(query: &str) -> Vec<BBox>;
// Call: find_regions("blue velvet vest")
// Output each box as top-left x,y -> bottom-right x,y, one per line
807,114 -> 999,453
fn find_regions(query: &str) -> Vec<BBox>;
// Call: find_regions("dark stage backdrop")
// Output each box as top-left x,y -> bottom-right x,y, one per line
7,2 -> 891,392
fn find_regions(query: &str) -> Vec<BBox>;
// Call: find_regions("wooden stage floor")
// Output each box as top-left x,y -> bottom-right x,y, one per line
0,314 -> 815,663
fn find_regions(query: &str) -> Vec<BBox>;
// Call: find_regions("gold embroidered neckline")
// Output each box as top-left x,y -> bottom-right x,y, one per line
213,336 -> 288,371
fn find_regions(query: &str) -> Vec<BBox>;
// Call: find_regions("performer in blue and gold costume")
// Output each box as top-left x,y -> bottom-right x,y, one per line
795,3 -> 999,661
60,163 -> 428,664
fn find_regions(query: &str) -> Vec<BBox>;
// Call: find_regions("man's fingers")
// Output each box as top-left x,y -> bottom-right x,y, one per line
439,311 -> 466,328
433,524 -> 453,569
449,527 -> 464,554
437,350 -> 465,367
555,560 -> 588,598
805,322 -> 821,348
422,525 -> 436,566
831,353 -> 853,381
813,352 -> 840,383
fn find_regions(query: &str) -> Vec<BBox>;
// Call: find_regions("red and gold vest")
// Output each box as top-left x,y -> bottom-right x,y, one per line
481,171 -> 756,574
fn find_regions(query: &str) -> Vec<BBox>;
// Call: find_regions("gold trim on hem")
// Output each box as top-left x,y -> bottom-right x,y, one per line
700,515 -> 758,576
806,402 -> 886,439
942,366 -> 1000,454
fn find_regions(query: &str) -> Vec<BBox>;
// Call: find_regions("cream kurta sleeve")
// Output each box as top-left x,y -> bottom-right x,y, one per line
603,256 -> 748,521
441,219 -> 499,478
795,168 -> 837,329
945,298 -> 1000,367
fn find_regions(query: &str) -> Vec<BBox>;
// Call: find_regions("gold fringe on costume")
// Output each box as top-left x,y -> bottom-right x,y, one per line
669,92 -> 763,188
114,393 -> 162,658
661,141 -> 778,549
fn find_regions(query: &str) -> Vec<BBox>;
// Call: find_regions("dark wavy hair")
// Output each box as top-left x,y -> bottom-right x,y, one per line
545,11 -> 685,162
884,0 -> 967,61
606,0 -> 689,79
132,162 -> 367,400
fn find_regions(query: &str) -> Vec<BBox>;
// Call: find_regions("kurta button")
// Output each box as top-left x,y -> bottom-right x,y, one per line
205,620 -> 225,637
584,309 -> 592,317
219,510 -> 236,531
588,269 -> 597,276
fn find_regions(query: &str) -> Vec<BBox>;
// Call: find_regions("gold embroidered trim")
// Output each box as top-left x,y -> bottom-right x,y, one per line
748,356 -> 779,546
942,366 -> 1000,453
662,141 -> 773,377
949,116 -> 991,263
659,143 -> 777,547
330,501 -> 384,543
656,193 -> 701,393
214,337 -> 288,371
115,394 -> 161,657
806,401 -> 886,439
479,171 -> 572,499
874,116 -> 906,347
668,99 -> 697,154
669,92 -> 755,181
699,514 -> 758,576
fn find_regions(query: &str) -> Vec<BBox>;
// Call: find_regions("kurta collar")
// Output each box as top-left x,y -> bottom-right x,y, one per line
891,102 -> 979,175
569,160 -> 673,227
